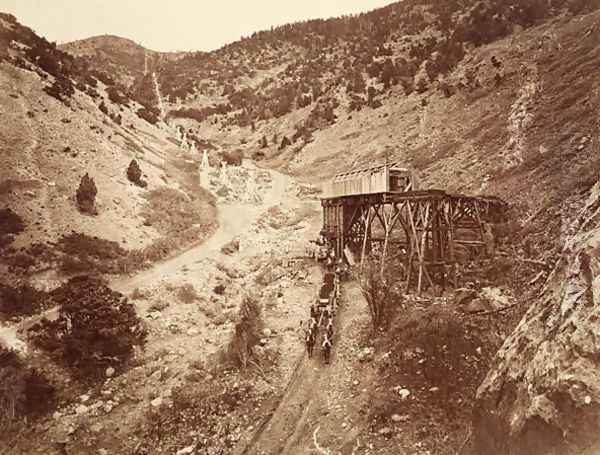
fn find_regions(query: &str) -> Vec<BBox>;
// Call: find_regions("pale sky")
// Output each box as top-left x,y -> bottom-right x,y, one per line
1,0 -> 396,52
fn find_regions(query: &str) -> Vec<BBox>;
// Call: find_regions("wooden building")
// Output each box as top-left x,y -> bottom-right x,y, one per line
321,162 -> 418,199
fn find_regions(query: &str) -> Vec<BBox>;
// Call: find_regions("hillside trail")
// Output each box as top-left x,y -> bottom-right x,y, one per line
237,283 -> 367,455
111,166 -> 290,294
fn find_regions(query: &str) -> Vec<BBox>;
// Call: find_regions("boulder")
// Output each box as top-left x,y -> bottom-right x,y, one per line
358,347 -> 375,363
463,298 -> 490,314
454,287 -> 477,306
75,404 -> 88,415
221,239 -> 240,255
378,427 -> 393,438
473,186 -> 600,455
391,414 -> 409,423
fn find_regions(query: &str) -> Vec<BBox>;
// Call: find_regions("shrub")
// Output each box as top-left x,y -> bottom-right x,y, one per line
0,208 -> 25,248
0,347 -> 55,428
0,283 -> 45,318
224,295 -> 263,368
76,173 -> 97,215
438,79 -> 456,98
106,85 -> 129,106
176,283 -> 199,304
98,100 -> 108,115
213,284 -> 226,295
127,159 -> 146,187
56,232 -> 127,275
356,258 -> 397,330
137,106 -> 160,125
30,276 -> 147,380
43,76 -> 74,104
111,113 -> 122,125
222,150 -> 243,166
279,136 -> 291,150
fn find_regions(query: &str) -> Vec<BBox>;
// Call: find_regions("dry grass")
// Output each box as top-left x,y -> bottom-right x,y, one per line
141,186 -> 215,236
94,185 -> 221,273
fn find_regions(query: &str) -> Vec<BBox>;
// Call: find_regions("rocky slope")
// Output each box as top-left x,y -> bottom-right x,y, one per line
473,182 -> 600,455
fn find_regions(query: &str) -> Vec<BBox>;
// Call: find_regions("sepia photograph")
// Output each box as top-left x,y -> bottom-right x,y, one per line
0,0 -> 599,454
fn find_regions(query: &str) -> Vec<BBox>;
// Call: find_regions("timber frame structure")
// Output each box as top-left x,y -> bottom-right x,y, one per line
321,190 -> 508,294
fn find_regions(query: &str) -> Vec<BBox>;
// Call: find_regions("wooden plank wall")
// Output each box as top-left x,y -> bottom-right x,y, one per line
324,168 -> 390,198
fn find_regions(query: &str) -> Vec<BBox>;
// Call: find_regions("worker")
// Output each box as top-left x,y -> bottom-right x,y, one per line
306,330 -> 315,358
322,334 -> 332,364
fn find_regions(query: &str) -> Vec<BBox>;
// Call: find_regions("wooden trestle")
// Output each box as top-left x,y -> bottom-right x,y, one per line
321,190 -> 508,294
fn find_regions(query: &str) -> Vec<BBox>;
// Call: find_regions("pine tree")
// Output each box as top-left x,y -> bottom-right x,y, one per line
98,100 -> 108,115
279,136 -> 291,150
76,173 -> 97,214
127,159 -> 142,184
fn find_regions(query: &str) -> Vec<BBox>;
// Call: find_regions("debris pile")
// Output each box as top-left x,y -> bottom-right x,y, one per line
204,164 -> 271,205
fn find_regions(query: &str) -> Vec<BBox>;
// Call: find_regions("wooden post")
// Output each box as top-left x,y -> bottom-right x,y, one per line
380,205 -> 401,278
338,204 -> 343,258
360,207 -> 371,272
416,204 -> 430,295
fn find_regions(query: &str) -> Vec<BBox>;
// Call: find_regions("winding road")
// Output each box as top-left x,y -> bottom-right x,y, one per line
111,166 -> 290,293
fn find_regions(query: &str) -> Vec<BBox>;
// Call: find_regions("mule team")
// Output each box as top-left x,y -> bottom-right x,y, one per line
304,258 -> 345,364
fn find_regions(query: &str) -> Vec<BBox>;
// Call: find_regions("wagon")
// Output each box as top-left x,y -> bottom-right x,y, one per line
318,283 -> 334,306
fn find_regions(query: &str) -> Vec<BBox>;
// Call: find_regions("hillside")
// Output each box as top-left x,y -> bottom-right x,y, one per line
0,12 -> 218,283
60,35 -> 186,91
68,2 -> 600,250
1,2 -> 600,455
112,0 -> 600,251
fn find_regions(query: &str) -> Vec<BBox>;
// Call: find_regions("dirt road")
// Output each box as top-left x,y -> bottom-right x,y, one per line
237,283 -> 368,455
111,166 -> 290,293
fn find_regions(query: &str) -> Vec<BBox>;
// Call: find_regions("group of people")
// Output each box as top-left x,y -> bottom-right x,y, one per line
304,269 -> 342,364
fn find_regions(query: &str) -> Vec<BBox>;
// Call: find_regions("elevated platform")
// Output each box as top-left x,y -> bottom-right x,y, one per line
321,189 -> 507,209
320,189 -> 508,294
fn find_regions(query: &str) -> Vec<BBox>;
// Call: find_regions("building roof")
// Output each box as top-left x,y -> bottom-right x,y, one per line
332,161 -> 409,181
